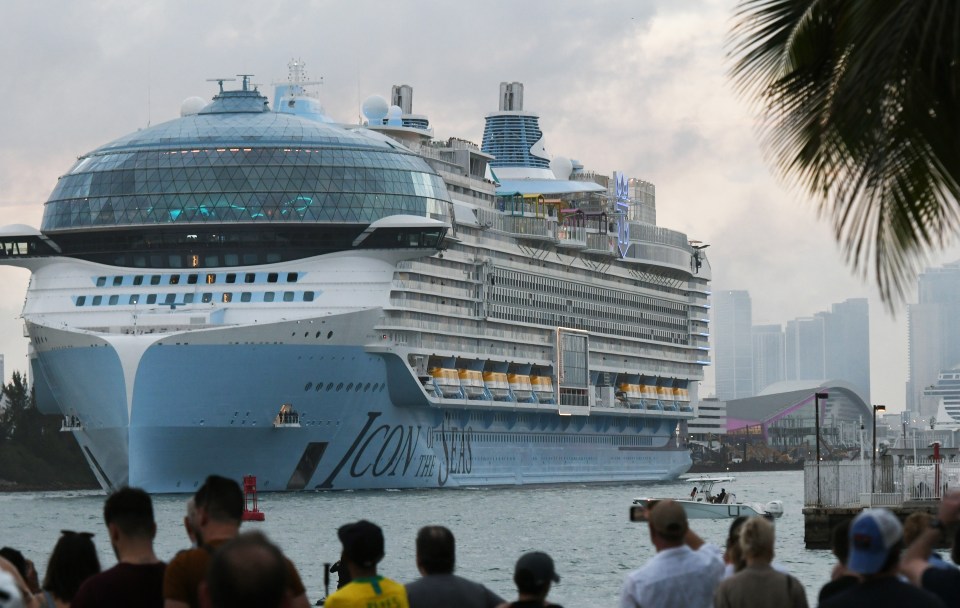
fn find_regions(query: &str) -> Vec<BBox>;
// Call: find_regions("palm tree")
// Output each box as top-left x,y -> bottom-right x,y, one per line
727,1 -> 960,305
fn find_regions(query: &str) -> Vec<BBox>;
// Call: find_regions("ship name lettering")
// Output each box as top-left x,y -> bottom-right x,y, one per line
437,414 -> 473,486
349,423 -> 421,479
415,454 -> 436,478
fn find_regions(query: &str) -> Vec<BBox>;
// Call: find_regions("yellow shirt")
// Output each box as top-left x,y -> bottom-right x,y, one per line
325,576 -> 409,608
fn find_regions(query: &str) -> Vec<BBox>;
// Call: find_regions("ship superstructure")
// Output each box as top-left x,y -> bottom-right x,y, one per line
0,67 -> 710,492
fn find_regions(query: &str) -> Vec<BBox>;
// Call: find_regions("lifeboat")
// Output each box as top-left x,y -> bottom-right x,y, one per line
531,375 -> 555,403
657,384 -> 677,410
458,369 -> 487,399
509,373 -> 534,402
483,371 -> 511,401
641,382 -> 661,410
618,383 -> 643,408
429,367 -> 463,398
675,386 -> 692,411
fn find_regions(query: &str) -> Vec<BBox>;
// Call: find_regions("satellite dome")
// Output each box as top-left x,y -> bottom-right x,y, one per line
387,105 -> 403,126
551,156 -> 573,180
361,95 -> 389,125
180,96 -> 208,117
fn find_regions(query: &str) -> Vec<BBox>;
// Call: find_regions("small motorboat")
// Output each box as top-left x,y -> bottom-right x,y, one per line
632,476 -> 784,520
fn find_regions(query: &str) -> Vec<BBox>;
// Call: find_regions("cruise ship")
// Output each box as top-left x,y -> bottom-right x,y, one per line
0,65 -> 712,493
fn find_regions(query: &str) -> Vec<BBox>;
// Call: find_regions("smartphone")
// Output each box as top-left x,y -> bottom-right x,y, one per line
630,502 -> 655,521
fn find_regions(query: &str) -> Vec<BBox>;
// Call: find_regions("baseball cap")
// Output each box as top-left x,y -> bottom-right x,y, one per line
649,500 -> 688,541
337,520 -> 384,568
848,508 -> 903,575
514,551 -> 560,588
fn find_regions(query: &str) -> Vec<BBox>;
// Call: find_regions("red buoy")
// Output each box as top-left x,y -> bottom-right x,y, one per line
241,475 -> 265,521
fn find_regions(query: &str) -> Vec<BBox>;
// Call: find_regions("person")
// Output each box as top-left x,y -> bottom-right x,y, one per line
39,530 -> 101,607
71,486 -> 165,608
817,519 -> 859,603
324,520 -> 408,608
713,516 -> 806,608
716,489 -> 727,504
405,526 -> 504,608
902,512 -> 952,570
163,475 -> 309,608
0,550 -> 37,596
901,490 -> 960,605
619,499 -> 724,608
690,487 -> 698,500
0,567 -> 24,608
722,517 -> 748,577
820,508 -> 945,608
0,557 -> 28,608
508,551 -> 562,608
200,532 -> 289,608
182,498 -> 201,549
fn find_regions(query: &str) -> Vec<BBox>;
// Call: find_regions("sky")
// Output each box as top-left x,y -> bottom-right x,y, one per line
0,0 -> 956,411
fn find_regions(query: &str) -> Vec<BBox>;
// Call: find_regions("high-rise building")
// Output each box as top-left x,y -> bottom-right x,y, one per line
825,298 -> 871,403
752,324 -> 784,394
782,299 -> 870,402
0,353 -> 4,386
907,261 -> 960,419
713,290 -> 754,400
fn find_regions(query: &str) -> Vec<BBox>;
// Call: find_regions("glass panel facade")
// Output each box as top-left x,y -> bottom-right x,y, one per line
42,146 -> 450,231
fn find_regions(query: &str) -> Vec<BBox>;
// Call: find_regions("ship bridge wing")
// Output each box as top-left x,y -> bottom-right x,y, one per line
0,224 -> 62,264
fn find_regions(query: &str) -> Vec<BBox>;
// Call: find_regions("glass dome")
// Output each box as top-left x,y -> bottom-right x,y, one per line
41,88 -> 451,231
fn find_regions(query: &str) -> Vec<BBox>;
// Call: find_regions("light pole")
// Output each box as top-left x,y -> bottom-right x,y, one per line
814,391 -> 828,507
872,404 -> 886,495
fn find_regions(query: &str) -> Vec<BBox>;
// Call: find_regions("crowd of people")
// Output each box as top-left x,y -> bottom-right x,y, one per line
2,479 -> 960,607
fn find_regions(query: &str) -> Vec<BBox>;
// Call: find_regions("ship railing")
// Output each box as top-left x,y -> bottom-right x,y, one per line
60,415 -> 82,432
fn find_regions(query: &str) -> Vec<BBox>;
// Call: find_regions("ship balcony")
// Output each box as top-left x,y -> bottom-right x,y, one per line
60,415 -> 82,432
556,225 -> 587,250
583,233 -> 618,256
272,404 -> 301,428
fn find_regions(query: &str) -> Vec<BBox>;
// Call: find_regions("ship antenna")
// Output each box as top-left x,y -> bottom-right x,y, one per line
274,58 -> 323,96
206,77 -> 237,93
236,74 -> 256,91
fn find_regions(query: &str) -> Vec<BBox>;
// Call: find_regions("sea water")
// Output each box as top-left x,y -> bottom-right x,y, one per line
0,470 -> 835,606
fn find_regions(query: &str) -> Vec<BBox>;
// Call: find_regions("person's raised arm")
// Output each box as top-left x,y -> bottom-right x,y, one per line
901,490 -> 960,586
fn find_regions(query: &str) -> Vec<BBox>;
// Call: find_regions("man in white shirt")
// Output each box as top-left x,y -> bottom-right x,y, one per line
620,500 -> 725,608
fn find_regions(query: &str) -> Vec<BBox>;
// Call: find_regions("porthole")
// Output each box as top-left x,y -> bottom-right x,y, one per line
326,331 -> 333,339
315,383 -> 323,392
326,383 -> 334,391
304,382 -> 313,391
346,383 -> 354,391
336,383 -> 344,392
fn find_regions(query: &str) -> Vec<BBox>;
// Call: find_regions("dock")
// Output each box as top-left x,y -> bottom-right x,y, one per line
802,460 -> 953,549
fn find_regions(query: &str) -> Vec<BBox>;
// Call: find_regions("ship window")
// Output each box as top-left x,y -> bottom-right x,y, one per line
169,275 -> 180,285
336,383 -> 344,391
205,255 -> 219,266
108,295 -> 119,305
96,277 -> 106,286
187,274 -> 198,285
184,293 -> 194,304
206,274 -> 216,284
264,292 -> 275,302
222,293 -> 232,303
241,292 -> 252,302
164,294 -> 175,305
202,293 -> 212,303
112,276 -> 123,286
267,273 -> 279,283
226,273 -> 237,284
133,275 -> 144,286
283,291 -> 294,302
129,295 -> 139,305
76,296 -> 86,306
146,294 -> 157,304
224,254 -> 239,266
303,292 -> 314,302
168,254 -> 183,267
150,275 -> 161,285
346,383 -> 354,391
245,273 -> 256,283
92,295 -> 102,305
287,272 -> 298,283
326,383 -> 334,391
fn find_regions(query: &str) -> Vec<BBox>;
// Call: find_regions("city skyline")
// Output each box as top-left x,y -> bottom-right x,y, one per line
2,0 -> 960,411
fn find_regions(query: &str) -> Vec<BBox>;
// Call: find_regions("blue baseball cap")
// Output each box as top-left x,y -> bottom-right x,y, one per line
848,508 -> 903,575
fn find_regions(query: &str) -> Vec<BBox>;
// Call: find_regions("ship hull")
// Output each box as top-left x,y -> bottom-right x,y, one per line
30,319 -> 691,493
